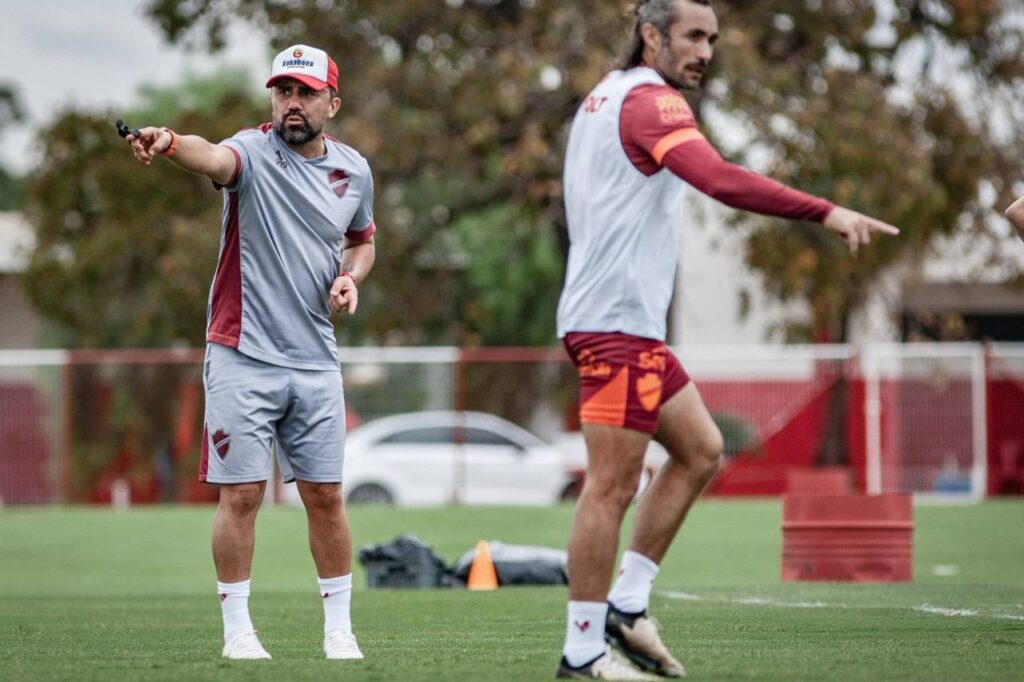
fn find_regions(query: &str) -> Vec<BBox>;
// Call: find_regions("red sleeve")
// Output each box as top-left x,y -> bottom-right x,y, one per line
620,84 -> 704,176
662,139 -> 835,222
344,220 -> 376,242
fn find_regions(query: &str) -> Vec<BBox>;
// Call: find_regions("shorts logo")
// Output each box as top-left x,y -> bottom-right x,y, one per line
637,372 -> 662,412
638,348 -> 668,371
328,169 -> 351,198
211,429 -> 231,458
576,349 -> 611,378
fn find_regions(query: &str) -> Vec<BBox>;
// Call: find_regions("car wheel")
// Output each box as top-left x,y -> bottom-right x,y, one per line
559,477 -> 583,502
346,483 -> 395,505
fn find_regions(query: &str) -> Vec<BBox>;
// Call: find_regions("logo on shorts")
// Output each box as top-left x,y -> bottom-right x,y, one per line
636,372 -> 663,412
328,169 -> 351,198
576,349 -> 611,378
211,429 -> 231,458
638,348 -> 668,371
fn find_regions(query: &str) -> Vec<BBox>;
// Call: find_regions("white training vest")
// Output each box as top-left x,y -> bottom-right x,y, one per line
556,67 -> 685,342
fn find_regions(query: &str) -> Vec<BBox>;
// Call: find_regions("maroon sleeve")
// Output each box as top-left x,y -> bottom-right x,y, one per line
620,84 -> 703,176
662,139 -> 834,222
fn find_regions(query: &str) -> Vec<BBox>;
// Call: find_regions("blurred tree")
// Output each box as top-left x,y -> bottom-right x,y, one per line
712,0 -> 1024,341
141,0 -> 1023,347
0,83 -> 26,209
20,2 -> 1024,348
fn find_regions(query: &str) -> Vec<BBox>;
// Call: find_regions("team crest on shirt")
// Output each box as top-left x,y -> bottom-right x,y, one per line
211,429 -> 231,458
655,93 -> 691,125
327,169 -> 351,198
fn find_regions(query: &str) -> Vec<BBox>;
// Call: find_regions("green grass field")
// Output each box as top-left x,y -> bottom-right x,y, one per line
1,500 -> 1022,681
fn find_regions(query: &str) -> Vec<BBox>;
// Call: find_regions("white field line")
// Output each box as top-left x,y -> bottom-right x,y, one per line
657,591 -> 1021,620
915,604 -> 979,617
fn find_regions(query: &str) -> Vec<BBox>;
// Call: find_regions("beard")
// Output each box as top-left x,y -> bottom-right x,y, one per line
274,113 -> 322,145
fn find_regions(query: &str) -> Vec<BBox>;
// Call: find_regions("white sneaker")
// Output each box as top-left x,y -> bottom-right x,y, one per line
556,646 -> 659,680
324,630 -> 364,660
221,630 -> 272,660
605,605 -> 685,678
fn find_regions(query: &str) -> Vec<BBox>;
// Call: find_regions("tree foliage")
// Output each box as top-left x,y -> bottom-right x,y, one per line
0,83 -> 26,209
21,1 -> 1024,348
141,0 -> 1022,343
711,0 -> 1024,339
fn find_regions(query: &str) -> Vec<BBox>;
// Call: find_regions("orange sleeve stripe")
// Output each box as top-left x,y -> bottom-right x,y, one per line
651,128 -> 704,165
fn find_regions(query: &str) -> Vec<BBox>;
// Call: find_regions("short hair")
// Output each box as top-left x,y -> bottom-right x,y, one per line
616,0 -> 713,69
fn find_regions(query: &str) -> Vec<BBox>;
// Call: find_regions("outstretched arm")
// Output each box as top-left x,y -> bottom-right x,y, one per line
126,127 -> 237,187
661,140 -> 899,255
1006,196 -> 1024,241
620,85 -> 899,255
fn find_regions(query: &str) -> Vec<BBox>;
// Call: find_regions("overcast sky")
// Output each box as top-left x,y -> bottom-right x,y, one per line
0,0 -> 268,174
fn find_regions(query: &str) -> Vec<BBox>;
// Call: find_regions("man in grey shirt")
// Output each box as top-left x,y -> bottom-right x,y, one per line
126,43 -> 375,661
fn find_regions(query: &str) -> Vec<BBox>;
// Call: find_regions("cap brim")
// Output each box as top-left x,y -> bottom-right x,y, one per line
266,74 -> 330,91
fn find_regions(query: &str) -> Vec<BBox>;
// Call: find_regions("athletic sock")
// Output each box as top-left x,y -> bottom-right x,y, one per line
563,601 -> 609,667
607,550 -> 660,614
318,574 -> 353,634
217,579 -> 254,642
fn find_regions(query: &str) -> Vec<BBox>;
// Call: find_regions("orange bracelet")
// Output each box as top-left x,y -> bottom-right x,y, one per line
158,128 -> 178,157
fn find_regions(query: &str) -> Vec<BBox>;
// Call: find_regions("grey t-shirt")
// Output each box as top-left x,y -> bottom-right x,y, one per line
206,124 -> 375,370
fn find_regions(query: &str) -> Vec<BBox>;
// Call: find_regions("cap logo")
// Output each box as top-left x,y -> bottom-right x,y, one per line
293,48 -> 303,58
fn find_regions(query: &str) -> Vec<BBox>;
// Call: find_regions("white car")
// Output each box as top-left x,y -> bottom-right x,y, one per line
285,411 -> 580,506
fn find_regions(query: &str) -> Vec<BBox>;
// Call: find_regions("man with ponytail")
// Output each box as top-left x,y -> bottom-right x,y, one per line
555,1 -> 899,678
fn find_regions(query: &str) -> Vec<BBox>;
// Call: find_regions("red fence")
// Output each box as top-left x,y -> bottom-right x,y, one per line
1,344 -> 1022,504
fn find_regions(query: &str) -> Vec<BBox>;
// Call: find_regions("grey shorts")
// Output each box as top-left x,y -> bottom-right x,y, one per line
200,343 -> 346,484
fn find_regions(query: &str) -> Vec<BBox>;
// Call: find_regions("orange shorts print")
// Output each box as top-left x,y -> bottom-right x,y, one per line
563,332 -> 691,434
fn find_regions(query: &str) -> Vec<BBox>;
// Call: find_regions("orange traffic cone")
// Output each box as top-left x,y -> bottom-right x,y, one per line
466,539 -> 499,591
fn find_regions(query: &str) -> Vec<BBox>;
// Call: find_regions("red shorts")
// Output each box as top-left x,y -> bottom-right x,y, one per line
564,332 -> 691,434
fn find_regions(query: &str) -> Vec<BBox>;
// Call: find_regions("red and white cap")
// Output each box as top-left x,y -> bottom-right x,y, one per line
266,44 -> 339,92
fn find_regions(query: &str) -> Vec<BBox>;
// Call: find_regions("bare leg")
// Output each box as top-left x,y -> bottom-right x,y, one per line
627,382 -> 723,563
568,424 -> 650,601
212,481 -> 267,582
296,481 -> 351,577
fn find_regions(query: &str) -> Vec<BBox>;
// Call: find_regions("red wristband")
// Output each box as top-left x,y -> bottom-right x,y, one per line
158,128 -> 178,157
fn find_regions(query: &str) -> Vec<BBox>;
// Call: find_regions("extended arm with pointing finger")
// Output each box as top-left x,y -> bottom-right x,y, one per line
127,126 -> 237,187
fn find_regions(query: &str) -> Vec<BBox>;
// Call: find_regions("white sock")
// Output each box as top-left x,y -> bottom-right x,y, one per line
563,601 -> 608,667
318,574 -> 353,635
217,579 -> 254,642
608,550 -> 660,614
